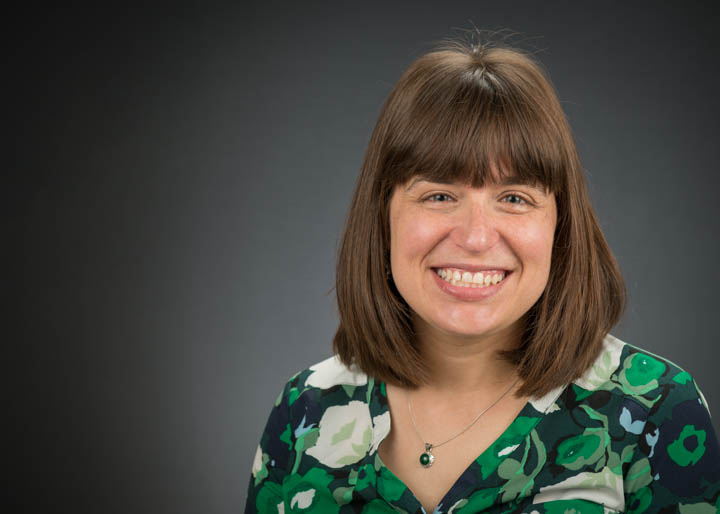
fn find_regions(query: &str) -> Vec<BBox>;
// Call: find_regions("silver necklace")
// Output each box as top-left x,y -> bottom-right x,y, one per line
406,378 -> 520,468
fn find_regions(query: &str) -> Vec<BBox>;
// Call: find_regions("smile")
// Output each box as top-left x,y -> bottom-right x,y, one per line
434,268 -> 508,288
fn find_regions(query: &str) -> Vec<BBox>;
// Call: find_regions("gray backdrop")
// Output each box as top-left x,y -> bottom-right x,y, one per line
9,2 -> 720,513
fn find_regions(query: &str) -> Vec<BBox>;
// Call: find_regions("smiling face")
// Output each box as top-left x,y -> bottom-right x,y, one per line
388,175 -> 557,345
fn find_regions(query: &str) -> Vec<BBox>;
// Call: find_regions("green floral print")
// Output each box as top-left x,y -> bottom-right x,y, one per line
246,336 -> 720,513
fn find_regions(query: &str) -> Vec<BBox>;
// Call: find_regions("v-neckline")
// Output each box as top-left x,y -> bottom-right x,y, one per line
367,378 -> 566,512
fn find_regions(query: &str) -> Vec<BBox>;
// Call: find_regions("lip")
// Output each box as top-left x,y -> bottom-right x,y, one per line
430,268 -> 511,301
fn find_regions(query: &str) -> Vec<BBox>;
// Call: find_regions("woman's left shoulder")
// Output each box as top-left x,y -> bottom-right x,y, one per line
573,334 -> 711,415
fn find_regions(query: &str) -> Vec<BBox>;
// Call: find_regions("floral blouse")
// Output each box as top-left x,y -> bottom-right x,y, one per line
245,335 -> 720,513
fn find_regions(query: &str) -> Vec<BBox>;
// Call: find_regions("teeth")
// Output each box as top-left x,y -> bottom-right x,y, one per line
435,268 -> 507,288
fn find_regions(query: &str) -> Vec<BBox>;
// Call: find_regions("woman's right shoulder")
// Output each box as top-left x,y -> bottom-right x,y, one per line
273,355 -> 371,409
298,355 -> 369,390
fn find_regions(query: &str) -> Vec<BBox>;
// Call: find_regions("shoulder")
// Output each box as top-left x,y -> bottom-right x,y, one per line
273,355 -> 370,405
531,334 -> 712,440
273,355 -> 375,422
572,334 -> 709,412
299,355 -> 369,390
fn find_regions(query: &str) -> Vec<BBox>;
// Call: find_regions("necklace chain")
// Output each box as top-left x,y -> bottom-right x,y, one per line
406,378 -> 520,451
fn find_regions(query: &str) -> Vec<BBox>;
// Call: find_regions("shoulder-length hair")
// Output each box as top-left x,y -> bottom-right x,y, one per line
333,39 -> 625,398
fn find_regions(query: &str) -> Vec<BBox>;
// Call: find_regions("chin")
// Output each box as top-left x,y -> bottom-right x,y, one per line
419,303 -> 521,340
427,315 -> 508,340
442,324 -> 504,339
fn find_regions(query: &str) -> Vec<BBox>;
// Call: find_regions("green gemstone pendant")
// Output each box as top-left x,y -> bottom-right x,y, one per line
419,443 -> 435,468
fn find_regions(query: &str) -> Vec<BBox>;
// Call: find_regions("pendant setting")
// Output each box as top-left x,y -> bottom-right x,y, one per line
419,443 -> 435,468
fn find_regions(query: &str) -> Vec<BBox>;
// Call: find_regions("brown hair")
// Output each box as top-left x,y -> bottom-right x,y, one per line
333,38 -> 625,398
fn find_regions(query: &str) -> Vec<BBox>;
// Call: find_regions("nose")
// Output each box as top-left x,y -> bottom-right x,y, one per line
450,202 -> 500,253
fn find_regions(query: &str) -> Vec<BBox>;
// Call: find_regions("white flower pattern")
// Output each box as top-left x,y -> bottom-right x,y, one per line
574,334 -> 624,391
532,467 -> 624,511
305,400 -> 373,468
370,411 -> 391,455
305,356 -> 368,389
251,445 -> 263,477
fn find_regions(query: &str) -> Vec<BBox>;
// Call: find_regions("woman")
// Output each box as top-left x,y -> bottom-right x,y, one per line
245,39 -> 720,513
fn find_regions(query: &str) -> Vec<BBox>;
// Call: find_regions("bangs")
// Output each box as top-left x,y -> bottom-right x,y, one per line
380,64 -> 568,193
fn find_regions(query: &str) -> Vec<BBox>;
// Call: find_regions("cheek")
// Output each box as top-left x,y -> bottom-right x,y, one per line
521,221 -> 556,277
391,213 -> 445,264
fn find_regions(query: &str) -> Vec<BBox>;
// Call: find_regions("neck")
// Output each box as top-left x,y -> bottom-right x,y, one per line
413,316 -> 522,393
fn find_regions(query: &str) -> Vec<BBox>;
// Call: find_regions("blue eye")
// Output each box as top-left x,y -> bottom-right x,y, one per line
502,194 -> 527,204
426,193 -> 452,202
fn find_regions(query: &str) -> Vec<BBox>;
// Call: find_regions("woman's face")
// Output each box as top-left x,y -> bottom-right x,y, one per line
388,175 -> 557,343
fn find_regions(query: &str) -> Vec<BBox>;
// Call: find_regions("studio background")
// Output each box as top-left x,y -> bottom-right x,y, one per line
9,2 -> 720,513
